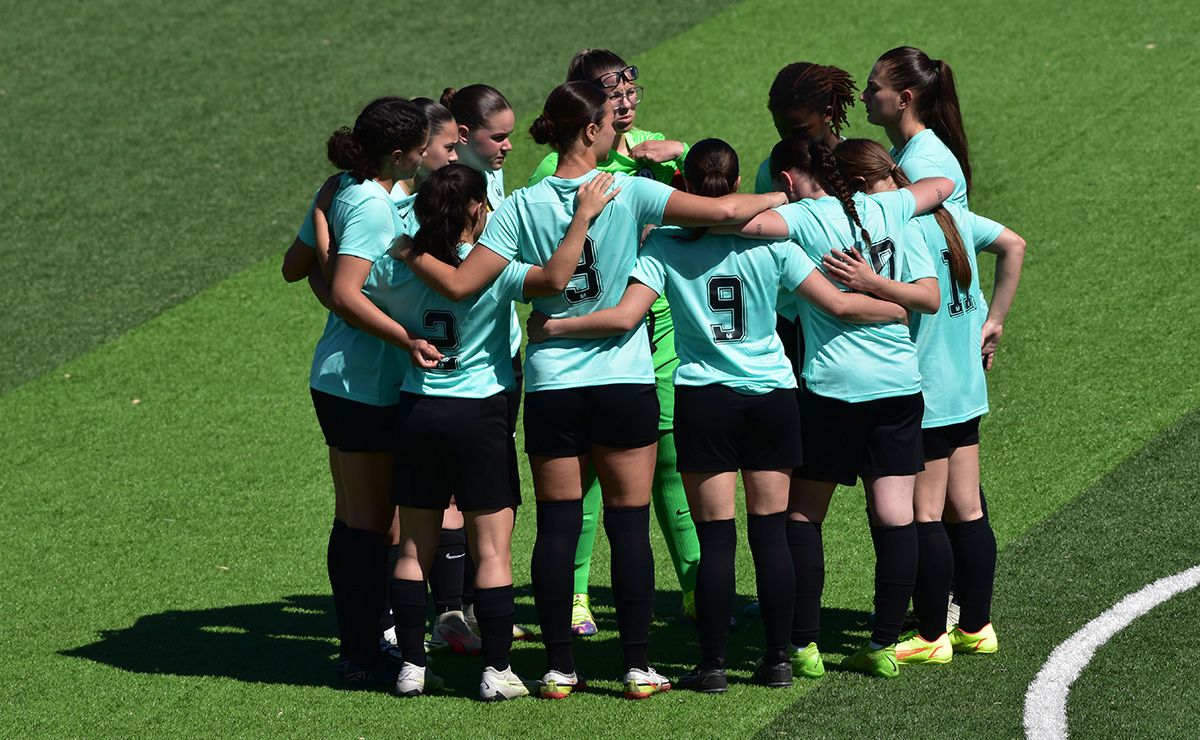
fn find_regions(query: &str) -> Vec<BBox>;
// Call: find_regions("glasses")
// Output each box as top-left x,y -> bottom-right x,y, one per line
595,65 -> 638,89
608,86 -> 643,105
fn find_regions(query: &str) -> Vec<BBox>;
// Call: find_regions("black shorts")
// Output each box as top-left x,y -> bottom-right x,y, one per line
776,315 -> 805,380
310,388 -> 397,453
795,389 -> 925,485
922,416 -> 981,460
392,392 -> 520,511
675,385 -> 803,473
523,383 -> 659,457
506,353 -> 523,436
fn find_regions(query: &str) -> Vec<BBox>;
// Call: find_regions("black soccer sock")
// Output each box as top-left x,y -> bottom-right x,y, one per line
748,512 -> 794,665
694,519 -> 737,669
913,521 -> 954,641
462,548 -> 477,607
604,504 -> 654,672
340,527 -> 388,667
429,528 -> 467,614
380,543 -> 400,631
787,519 -> 824,647
474,584 -> 516,671
327,519 -> 349,655
946,516 -> 997,632
531,499 -> 582,674
389,578 -> 427,667
870,522 -> 917,647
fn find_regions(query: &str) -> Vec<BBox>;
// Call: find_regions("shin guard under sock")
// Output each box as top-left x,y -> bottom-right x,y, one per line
870,522 -> 917,647
380,543 -> 399,631
749,513 -> 794,664
694,519 -> 737,668
340,527 -> 388,667
604,504 -> 654,671
389,578 -> 427,666
429,528 -> 467,614
327,520 -> 349,655
946,516 -> 997,632
787,519 -> 824,647
913,521 -> 954,640
474,584 -> 516,671
532,499 -> 583,674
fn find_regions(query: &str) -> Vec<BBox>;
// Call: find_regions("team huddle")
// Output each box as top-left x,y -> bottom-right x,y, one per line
280,47 -> 1027,701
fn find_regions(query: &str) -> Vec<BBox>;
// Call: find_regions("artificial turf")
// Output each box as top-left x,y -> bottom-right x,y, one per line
2,0 -> 1199,736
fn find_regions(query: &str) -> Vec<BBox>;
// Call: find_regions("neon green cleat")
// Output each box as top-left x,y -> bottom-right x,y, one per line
895,630 -> 953,665
571,593 -> 598,637
949,623 -> 998,654
842,643 -> 900,678
791,642 -> 825,678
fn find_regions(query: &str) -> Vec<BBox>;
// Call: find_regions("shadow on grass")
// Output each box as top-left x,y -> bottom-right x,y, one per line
61,588 -> 870,697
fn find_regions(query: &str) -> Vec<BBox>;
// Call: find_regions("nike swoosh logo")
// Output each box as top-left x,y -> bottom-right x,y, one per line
675,508 -> 689,516
446,553 -> 465,560
896,647 -> 927,659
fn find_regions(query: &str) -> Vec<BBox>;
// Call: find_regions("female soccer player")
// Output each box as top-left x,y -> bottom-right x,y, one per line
828,139 -> 1025,661
728,135 -> 951,678
279,97 -> 435,687
528,48 -> 700,636
401,81 -> 787,699
377,164 -> 619,699
527,139 -> 907,693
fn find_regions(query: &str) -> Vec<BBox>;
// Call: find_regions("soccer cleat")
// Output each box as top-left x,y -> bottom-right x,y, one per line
479,666 -> 536,701
752,659 -> 793,688
623,666 -> 672,699
430,610 -> 481,655
895,630 -> 953,665
571,593 -> 598,637
678,665 -> 728,694
394,662 -> 443,697
512,622 -> 535,641
539,670 -> 585,699
681,591 -> 737,628
842,643 -> 900,678
743,600 -> 761,619
791,642 -> 825,678
949,623 -> 998,654
338,659 -> 398,690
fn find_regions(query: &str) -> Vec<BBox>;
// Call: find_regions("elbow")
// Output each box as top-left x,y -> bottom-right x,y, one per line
916,293 -> 940,315
329,288 -> 352,315
1011,235 -> 1028,259
281,265 -> 304,283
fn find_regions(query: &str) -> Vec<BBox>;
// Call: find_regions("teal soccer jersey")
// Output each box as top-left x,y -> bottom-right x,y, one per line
631,227 -> 815,394
479,170 -> 673,392
754,157 -> 773,196
303,176 -> 407,405
370,244 -> 531,398
776,189 -> 936,403
892,129 -> 968,208
907,205 -> 1003,427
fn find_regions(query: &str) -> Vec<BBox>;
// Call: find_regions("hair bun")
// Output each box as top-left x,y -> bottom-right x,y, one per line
528,114 -> 556,145
439,87 -> 457,107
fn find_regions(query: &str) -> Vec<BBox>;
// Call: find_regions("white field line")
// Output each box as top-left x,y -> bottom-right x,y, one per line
1023,564 -> 1200,739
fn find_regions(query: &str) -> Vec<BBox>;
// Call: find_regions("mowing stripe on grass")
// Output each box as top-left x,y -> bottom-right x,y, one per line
1024,564 -> 1200,740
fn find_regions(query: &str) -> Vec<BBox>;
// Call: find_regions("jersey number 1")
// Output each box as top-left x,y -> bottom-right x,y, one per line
941,250 -> 976,317
707,276 -> 745,343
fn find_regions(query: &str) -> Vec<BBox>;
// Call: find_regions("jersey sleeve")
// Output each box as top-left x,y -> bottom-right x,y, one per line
477,196 -> 521,261
753,157 -> 773,194
629,240 -> 667,297
775,202 -> 821,247
336,197 -> 397,263
898,152 -> 946,185
966,211 -> 1005,253
878,188 -> 917,225
492,260 -> 534,304
777,240 -> 817,292
620,176 -> 673,228
899,220 -> 937,282
527,152 -> 559,187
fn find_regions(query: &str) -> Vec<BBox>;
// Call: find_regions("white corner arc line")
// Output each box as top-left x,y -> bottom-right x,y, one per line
1024,564 -> 1200,740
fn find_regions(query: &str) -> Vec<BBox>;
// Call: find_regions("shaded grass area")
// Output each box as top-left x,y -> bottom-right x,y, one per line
0,0 -> 739,392
757,407 -> 1200,738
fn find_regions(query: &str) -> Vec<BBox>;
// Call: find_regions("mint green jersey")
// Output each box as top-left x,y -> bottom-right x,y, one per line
528,129 -> 687,188
908,206 -> 1003,427
479,170 -> 672,392
777,189 -> 936,402
370,244 -> 530,398
754,157 -> 774,196
892,129 -> 968,208
304,176 -> 407,405
632,227 -> 815,394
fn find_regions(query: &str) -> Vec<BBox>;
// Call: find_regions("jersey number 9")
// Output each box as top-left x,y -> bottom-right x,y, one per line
707,276 -> 745,343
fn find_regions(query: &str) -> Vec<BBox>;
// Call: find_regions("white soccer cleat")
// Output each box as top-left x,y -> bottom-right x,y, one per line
394,662 -> 443,697
479,665 -> 535,701
431,610 -> 481,655
539,669 -> 585,699
623,666 -> 672,699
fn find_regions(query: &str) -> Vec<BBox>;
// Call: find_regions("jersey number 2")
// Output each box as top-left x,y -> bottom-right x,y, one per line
707,276 -> 745,343
423,310 -> 460,372
564,237 -> 602,304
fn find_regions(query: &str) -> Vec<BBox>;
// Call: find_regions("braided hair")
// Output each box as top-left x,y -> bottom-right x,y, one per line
767,62 -> 858,136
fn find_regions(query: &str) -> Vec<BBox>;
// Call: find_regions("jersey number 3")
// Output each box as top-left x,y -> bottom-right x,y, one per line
564,237 -> 602,304
707,276 -> 745,343
423,310 -> 460,372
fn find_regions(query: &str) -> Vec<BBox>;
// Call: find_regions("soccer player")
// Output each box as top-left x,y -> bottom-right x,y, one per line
728,135 -> 952,678
279,97 -> 436,688
377,165 -> 619,699
528,48 -> 701,635
399,81 -> 787,699
526,139 -> 907,693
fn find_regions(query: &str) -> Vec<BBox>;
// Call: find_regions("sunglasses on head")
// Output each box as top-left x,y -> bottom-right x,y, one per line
594,65 -> 638,89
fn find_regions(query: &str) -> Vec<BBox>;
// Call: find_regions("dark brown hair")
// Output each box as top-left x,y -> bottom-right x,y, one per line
877,46 -> 972,193
566,48 -> 627,84
767,62 -> 857,136
528,82 -> 609,153
834,138 -> 971,289
412,164 -> 487,267
410,97 -> 455,136
675,138 -> 739,241
326,97 -> 428,182
439,84 -> 511,131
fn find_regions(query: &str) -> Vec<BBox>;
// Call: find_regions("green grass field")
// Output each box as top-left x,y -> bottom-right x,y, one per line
3,0 -> 1199,736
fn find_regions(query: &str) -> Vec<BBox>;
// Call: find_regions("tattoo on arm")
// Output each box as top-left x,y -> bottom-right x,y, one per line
936,187 -> 944,201
754,223 -> 763,235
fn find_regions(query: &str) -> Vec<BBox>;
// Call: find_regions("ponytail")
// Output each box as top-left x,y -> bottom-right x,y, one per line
811,141 -> 874,257
675,138 -> 739,242
411,164 -> 487,267
326,96 -> 428,182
